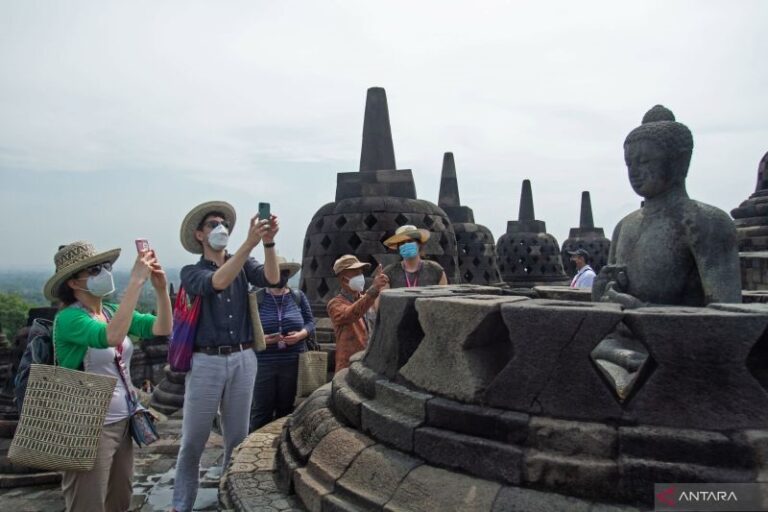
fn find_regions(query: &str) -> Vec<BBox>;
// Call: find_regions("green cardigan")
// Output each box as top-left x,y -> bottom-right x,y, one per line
53,303 -> 156,370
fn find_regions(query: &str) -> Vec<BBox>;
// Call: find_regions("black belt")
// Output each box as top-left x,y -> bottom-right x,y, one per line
194,343 -> 253,355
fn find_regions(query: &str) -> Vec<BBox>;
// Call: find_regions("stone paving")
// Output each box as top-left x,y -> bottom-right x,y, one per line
0,412 -> 225,511
221,418 -> 304,512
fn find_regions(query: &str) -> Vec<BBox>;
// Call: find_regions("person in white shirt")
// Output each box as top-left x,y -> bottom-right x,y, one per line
568,248 -> 596,288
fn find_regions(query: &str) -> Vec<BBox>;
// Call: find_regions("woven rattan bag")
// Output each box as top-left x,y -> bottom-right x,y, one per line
296,339 -> 327,399
9,363 -> 117,472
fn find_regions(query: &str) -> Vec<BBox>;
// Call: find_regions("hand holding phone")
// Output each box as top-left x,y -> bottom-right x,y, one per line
258,202 -> 271,222
135,239 -> 150,253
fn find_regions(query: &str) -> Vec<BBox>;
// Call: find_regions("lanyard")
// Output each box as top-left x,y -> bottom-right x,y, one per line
269,292 -> 286,333
403,261 -> 422,288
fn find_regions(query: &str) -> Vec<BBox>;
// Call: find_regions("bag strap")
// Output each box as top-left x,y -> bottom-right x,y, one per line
101,306 -> 140,412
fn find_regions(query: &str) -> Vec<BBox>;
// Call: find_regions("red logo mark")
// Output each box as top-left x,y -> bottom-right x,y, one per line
657,485 -> 677,506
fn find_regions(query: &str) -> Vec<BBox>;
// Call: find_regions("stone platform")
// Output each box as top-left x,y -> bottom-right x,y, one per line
272,285 -> 768,511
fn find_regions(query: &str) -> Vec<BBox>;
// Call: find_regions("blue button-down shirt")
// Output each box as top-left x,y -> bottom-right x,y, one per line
180,255 -> 273,347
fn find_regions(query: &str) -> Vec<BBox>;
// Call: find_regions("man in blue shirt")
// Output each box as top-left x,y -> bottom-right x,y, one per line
172,200 -> 279,512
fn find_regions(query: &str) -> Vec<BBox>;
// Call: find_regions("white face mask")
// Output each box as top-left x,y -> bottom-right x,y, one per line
348,274 -> 365,292
208,224 -> 229,251
79,268 -> 115,298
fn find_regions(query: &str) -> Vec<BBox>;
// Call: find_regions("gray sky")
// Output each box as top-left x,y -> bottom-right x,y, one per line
1,1 -> 766,273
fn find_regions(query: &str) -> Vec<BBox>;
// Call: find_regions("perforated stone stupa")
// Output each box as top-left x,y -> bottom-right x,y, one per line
437,152 -> 501,285
561,191 -> 611,276
732,152 -> 768,292
299,88 -> 459,315
496,179 -> 568,287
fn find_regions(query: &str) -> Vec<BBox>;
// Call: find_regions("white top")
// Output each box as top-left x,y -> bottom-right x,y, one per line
570,265 -> 596,289
84,337 -> 133,424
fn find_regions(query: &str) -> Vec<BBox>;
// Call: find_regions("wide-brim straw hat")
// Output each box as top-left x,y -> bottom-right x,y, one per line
43,241 -> 121,302
180,201 -> 237,254
333,255 -> 371,275
276,256 -> 301,279
383,224 -> 431,249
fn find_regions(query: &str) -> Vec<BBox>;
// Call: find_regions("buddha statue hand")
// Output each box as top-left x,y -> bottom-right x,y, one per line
592,264 -> 629,301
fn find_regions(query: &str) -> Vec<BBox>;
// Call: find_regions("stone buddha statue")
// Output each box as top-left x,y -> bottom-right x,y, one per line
591,105 -> 742,399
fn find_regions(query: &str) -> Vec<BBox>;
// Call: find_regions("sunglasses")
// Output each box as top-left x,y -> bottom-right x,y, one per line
82,262 -> 112,277
203,220 -> 230,230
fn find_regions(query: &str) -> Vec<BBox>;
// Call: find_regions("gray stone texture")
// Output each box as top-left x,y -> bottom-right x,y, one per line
425,397 -> 529,445
525,451 -> 620,502
306,427 -> 375,491
533,285 -> 593,302
497,180 -> 569,287
732,152 -> 768,251
335,444 -> 422,509
413,426 -> 523,485
363,285 -> 500,379
374,380 -> 432,420
399,295 -> 526,403
486,300 -> 625,421
330,369 -> 366,429
384,465 -> 501,512
346,360 -> 383,399
491,486 -> 637,512
361,400 -> 421,453
293,467 -> 329,512
529,417 -> 617,459
620,425 -> 754,469
621,307 -> 768,429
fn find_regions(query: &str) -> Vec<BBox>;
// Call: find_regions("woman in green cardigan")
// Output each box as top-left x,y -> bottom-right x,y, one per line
43,241 -> 172,512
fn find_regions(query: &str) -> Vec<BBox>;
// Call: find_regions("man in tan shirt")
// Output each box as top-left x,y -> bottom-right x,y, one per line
327,255 -> 389,372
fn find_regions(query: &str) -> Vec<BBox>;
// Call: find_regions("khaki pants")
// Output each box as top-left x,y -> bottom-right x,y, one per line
61,417 -> 133,512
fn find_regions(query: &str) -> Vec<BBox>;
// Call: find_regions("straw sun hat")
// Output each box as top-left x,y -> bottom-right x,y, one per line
180,201 -> 237,254
43,241 -> 121,302
332,255 -> 371,275
276,256 -> 301,279
383,225 -> 431,250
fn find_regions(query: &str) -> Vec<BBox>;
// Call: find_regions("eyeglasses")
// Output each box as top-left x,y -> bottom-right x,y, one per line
203,220 -> 230,230
84,262 -> 112,277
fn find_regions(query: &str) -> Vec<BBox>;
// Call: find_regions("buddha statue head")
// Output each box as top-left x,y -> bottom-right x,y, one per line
623,105 -> 694,199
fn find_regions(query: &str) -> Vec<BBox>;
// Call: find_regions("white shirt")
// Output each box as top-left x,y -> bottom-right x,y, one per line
570,265 -> 596,289
84,338 -> 133,424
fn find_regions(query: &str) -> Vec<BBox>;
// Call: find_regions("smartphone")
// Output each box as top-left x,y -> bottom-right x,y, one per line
258,202 -> 271,221
135,239 -> 150,253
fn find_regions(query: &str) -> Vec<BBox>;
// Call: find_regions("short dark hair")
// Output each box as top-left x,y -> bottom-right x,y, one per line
57,279 -> 78,306
197,211 -> 227,231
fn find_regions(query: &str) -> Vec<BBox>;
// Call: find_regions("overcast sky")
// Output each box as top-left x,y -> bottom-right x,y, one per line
1,1 -> 766,273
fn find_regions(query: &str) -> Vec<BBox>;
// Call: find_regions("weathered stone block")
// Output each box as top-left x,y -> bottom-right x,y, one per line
533,285 -> 593,302
294,467 -> 331,512
486,300 -> 624,421
620,425 -> 754,469
622,307 -> 768,430
307,427 -> 375,490
414,426 -> 524,484
335,444 -> 422,509
275,432 -> 300,494
361,400 -> 420,452
347,361 -> 383,399
289,407 -> 343,462
332,382 -> 365,429
529,417 -> 617,458
426,397 -> 529,444
385,465 -> 501,512
399,295 -> 526,403
525,451 -> 620,502
364,285 -> 501,379
375,380 -> 432,420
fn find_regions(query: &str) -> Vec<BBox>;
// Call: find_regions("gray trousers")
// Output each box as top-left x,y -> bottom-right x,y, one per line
172,350 -> 257,512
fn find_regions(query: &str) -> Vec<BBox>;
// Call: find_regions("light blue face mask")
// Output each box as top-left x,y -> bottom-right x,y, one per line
399,241 -> 419,259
